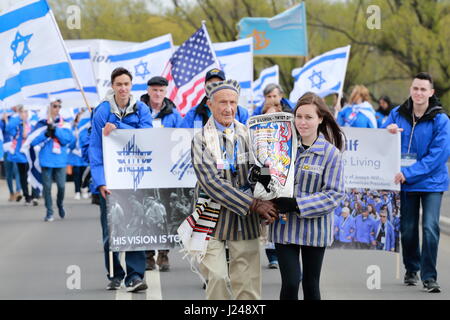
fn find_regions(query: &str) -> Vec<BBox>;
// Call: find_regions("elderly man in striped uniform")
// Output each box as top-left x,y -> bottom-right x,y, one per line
191,79 -> 279,300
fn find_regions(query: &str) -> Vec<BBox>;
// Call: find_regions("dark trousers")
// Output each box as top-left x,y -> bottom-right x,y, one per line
99,194 -> 145,286
17,162 -> 38,202
72,166 -> 87,193
355,242 -> 372,250
275,243 -> 326,300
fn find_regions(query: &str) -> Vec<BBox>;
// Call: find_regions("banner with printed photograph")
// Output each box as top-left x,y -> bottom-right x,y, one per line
332,127 -> 401,252
103,128 -> 196,251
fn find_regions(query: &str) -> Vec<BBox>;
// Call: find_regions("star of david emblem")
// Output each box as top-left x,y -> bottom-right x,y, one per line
117,135 -> 152,191
11,31 -> 33,65
134,60 -> 150,80
219,61 -> 227,70
308,69 -> 326,90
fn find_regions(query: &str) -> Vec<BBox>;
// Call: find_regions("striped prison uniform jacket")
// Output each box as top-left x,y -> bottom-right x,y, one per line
191,118 -> 261,241
270,134 -> 345,247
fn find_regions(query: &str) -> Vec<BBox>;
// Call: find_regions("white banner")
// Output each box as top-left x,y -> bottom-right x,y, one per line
341,127 -> 401,191
103,128 -> 196,190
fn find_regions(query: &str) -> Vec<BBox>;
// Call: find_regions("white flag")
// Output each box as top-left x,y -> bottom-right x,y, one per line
252,65 -> 279,106
0,0 -> 77,107
213,38 -> 253,107
25,46 -> 100,109
289,45 -> 351,103
103,34 -> 174,100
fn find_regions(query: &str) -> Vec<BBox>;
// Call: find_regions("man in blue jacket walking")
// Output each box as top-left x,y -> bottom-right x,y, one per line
89,67 -> 152,293
31,100 -> 74,221
385,72 -> 450,293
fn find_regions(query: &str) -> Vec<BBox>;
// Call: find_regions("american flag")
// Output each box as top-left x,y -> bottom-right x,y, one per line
164,25 -> 220,116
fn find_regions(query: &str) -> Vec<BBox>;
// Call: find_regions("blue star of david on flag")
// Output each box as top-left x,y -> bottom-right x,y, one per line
134,60 -> 150,80
10,31 -> 33,65
308,69 -> 326,90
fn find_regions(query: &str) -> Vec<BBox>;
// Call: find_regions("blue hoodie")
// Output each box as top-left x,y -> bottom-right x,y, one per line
31,117 -> 74,168
382,96 -> 450,192
68,117 -> 90,167
89,91 -> 152,191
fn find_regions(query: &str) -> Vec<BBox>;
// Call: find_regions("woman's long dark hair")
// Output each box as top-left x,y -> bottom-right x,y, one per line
294,92 -> 345,151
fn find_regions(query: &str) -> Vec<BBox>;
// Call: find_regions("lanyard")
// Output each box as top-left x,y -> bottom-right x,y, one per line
222,136 -> 238,174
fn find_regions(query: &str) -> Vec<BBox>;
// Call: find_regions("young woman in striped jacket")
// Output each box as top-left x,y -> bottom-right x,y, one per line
270,92 -> 346,300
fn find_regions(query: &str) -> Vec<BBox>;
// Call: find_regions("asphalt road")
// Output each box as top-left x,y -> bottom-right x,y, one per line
0,179 -> 449,300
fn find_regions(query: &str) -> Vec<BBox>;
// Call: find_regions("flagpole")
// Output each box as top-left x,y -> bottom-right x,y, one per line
47,3 -> 92,112
201,21 -> 221,69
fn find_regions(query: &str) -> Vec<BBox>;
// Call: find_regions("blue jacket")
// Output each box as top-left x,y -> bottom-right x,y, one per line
30,117 -> 74,168
336,215 -> 355,243
375,110 -> 390,128
68,118 -> 90,167
89,94 -> 152,191
251,97 -> 294,116
0,120 -> 4,160
382,96 -> 450,192
373,220 -> 395,251
181,96 -> 249,128
140,95 -> 182,128
5,116 -> 29,163
354,215 -> 376,244
337,104 -> 376,128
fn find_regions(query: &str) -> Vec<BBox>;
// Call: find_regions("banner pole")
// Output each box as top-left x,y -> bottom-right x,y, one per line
109,251 -> 114,278
396,252 -> 400,280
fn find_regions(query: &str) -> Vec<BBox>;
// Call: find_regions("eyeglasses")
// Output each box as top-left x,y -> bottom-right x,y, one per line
380,215 -> 387,218
52,104 -> 61,108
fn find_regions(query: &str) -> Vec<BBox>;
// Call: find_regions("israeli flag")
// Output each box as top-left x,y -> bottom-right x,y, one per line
100,34 -> 174,99
213,38 -> 253,106
0,0 -> 77,107
20,124 -> 47,193
289,46 -> 351,103
252,65 -> 279,106
26,47 -> 100,109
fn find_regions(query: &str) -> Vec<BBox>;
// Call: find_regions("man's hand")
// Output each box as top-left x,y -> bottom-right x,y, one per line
386,124 -> 404,134
250,199 -> 279,224
394,172 -> 406,184
103,123 -> 117,136
99,185 -> 111,199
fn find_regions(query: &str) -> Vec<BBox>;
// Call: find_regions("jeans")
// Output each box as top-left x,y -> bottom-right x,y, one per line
4,159 -> 21,194
400,191 -> 442,282
99,194 -> 145,286
41,167 -> 66,218
275,243 -> 326,300
265,248 -> 278,263
72,166 -> 87,193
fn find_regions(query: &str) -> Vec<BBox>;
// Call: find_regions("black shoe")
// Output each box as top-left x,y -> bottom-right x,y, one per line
59,208 -> 65,219
404,272 -> 419,286
106,279 -> 122,290
126,278 -> 147,293
423,279 -> 441,293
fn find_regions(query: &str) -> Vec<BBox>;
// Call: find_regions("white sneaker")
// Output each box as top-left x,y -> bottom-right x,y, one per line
81,188 -> 89,199
74,192 -> 81,200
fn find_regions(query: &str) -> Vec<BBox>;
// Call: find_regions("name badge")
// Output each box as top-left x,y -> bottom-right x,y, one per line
152,119 -> 162,128
302,164 -> 323,174
401,153 -> 417,167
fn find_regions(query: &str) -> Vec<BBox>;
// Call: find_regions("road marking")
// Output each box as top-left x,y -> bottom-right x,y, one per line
145,269 -> 162,300
115,253 -> 132,300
